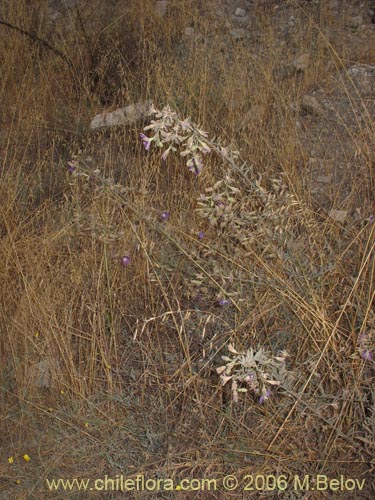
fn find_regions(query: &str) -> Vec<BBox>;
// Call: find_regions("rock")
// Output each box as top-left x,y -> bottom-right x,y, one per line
329,209 -> 348,223
317,174 -> 333,184
182,27 -> 203,43
234,8 -> 246,17
328,0 -> 339,8
47,0 -> 77,22
348,15 -> 363,29
155,0 -> 168,17
184,27 -> 195,37
347,64 -> 375,95
47,8 -> 61,22
89,101 -> 151,131
231,15 -> 249,26
48,0 -> 77,11
301,95 -> 324,116
30,357 -> 60,388
230,28 -> 251,40
292,53 -> 310,71
288,15 -> 296,28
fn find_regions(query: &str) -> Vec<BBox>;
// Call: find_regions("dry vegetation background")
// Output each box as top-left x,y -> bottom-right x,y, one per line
0,0 -> 375,498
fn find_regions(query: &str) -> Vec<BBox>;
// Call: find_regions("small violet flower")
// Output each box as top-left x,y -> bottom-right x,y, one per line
187,157 -> 203,175
369,214 -> 374,224
198,231 -> 204,240
67,161 -> 76,173
121,255 -> 131,266
259,389 -> 271,404
161,211 -> 170,221
140,133 -> 152,151
218,298 -> 230,306
361,349 -> 373,361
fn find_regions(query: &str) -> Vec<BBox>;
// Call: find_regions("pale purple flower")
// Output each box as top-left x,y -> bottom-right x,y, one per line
259,389 -> 271,404
198,231 -> 204,240
361,349 -> 373,361
140,133 -> 152,151
187,157 -> 203,175
67,162 -> 76,173
369,214 -> 374,224
218,298 -> 230,306
244,373 -> 254,384
121,255 -> 131,266
161,211 -> 170,221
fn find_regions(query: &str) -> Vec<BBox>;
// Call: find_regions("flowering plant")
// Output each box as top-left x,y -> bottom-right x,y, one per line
140,104 -> 213,175
216,344 -> 289,403
139,105 -> 302,257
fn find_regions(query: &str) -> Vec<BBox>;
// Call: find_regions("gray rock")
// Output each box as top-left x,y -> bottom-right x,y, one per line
47,0 -> 77,22
184,27 -> 195,37
317,174 -> 333,184
347,64 -> 375,95
328,0 -> 340,9
230,28 -> 251,40
329,209 -> 348,223
288,16 -> 296,28
182,27 -> 204,43
30,357 -> 60,388
89,101 -> 151,131
48,0 -> 77,11
155,0 -> 168,17
301,95 -> 324,116
292,53 -> 310,71
234,8 -> 246,17
348,15 -> 363,29
232,15 -> 250,26
47,8 -> 61,22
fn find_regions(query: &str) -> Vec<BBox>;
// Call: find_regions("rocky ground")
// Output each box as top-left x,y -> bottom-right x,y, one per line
44,0 -> 375,221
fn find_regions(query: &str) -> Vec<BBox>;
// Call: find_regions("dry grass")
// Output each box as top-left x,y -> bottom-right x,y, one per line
1,0 -> 374,498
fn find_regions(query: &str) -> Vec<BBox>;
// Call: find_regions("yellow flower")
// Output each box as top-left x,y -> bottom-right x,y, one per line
84,422 -> 89,428
23,454 -> 31,462
8,457 -> 14,464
